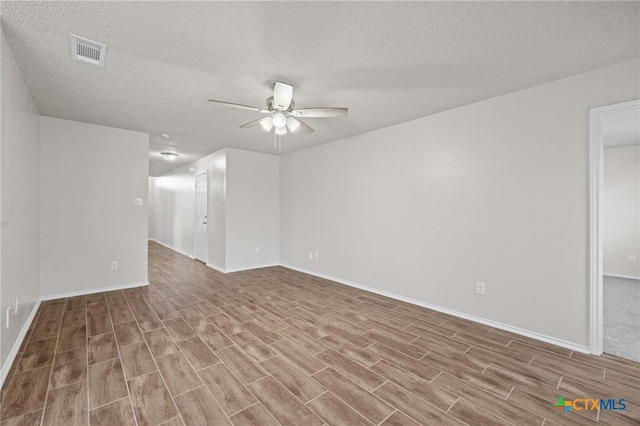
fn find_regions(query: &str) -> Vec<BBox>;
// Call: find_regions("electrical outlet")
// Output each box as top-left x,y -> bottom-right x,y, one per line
476,282 -> 486,295
111,261 -> 118,270
308,252 -> 313,260
255,246 -> 260,254
629,255 -> 637,263
314,252 -> 319,260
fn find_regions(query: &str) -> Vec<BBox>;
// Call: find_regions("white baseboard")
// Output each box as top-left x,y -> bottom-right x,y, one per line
604,273 -> 640,280
206,263 -> 279,274
281,264 -> 591,355
149,239 -> 195,259
0,300 -> 41,388
40,281 -> 150,301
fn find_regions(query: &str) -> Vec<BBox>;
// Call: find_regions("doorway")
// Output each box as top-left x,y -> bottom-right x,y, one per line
195,172 -> 208,262
589,99 -> 640,359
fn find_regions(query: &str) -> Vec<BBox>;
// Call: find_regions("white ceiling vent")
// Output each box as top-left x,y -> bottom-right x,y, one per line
70,34 -> 106,67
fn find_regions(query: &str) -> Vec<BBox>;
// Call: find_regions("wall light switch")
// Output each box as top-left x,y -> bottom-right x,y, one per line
133,198 -> 144,207
476,282 -> 486,295
308,252 -> 313,260
111,261 -> 118,270
629,255 -> 637,263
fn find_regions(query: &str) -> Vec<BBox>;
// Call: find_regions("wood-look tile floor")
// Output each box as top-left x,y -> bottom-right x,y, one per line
2,242 -> 640,425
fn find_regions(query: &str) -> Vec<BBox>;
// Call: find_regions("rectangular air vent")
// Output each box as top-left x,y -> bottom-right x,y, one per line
70,34 -> 106,67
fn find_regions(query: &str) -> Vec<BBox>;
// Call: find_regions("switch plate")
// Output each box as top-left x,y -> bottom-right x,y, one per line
15,297 -> 18,314
476,282 -> 486,295
314,252 -> 319,260
133,198 -> 144,207
111,261 -> 118,270
308,252 -> 313,260
629,255 -> 637,263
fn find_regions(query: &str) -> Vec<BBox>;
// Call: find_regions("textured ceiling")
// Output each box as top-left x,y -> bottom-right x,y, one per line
1,1 -> 639,176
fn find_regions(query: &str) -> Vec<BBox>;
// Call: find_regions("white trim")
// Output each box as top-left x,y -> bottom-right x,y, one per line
150,239 -> 195,259
206,263 -> 226,273
40,281 -> 149,301
604,273 -> 640,281
282,264 -> 591,354
206,263 -> 279,274
589,99 -> 640,355
0,300 -> 41,388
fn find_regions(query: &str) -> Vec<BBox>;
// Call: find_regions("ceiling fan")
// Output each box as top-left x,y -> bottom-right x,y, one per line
208,82 -> 348,149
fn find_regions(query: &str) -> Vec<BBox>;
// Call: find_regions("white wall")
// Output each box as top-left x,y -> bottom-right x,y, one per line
281,59 -> 640,348
0,28 -> 41,377
604,145 -> 640,278
40,117 -> 149,298
148,148 -> 278,272
226,149 -> 279,272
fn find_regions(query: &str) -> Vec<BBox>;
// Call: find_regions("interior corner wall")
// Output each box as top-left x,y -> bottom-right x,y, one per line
39,117 -> 149,298
225,149 -> 279,272
0,28 -> 41,375
280,59 -> 640,348
604,145 -> 640,278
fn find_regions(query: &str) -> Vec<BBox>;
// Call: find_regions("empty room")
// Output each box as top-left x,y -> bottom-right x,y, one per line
1,1 -> 639,425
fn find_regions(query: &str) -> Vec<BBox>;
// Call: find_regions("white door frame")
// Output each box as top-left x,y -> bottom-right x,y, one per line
589,99 -> 640,355
194,171 -> 208,262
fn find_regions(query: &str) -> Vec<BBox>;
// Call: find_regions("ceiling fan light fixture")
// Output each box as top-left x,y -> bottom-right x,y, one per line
287,117 -> 300,133
160,150 -> 179,161
260,118 -> 273,132
275,126 -> 287,136
272,112 -> 287,129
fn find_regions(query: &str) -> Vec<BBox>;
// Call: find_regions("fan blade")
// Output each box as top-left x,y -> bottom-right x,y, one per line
290,107 -> 348,118
208,99 -> 269,113
273,82 -> 293,110
296,118 -> 314,134
240,117 -> 272,129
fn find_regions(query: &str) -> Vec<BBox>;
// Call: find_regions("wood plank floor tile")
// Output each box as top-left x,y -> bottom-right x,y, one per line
432,373 -> 544,426
306,392 -> 373,426
4,242 -> 640,426
89,397 -> 136,426
316,349 -> 385,391
0,408 -> 44,426
246,376 -> 323,426
373,381 -> 464,426
88,333 -> 119,365
176,335 -> 220,370
229,403 -> 280,426
133,310 -> 164,332
88,315 -> 112,337
0,365 -> 52,421
215,345 -> 267,384
57,325 -> 87,353
42,381 -> 87,426
311,368 -> 394,424
163,317 -> 196,341
119,341 -> 157,379
16,338 -> 57,373
49,347 -> 87,390
113,321 -> 143,346
144,329 -> 179,358
173,386 -> 231,425
270,339 -> 326,375
259,356 -> 324,403
197,364 -> 256,415
88,359 -> 128,409
194,324 -> 233,351
155,352 -> 202,396
229,330 -> 277,363
318,334 -> 380,366
447,398 -> 514,426
371,359 -> 457,411
128,371 -> 178,426
109,306 -> 135,324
